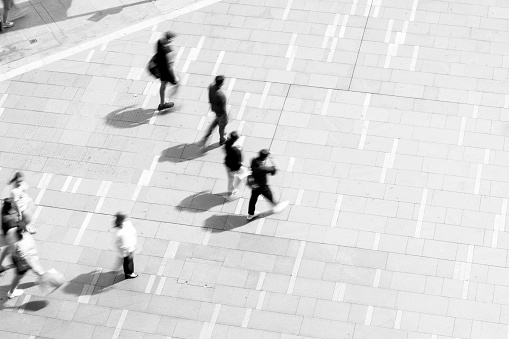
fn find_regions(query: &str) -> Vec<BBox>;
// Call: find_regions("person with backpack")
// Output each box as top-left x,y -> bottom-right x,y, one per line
224,131 -> 245,199
247,149 -> 289,220
200,75 -> 228,147
154,31 -> 179,111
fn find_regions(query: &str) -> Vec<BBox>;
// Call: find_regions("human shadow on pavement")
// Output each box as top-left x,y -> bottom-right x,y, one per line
105,106 -> 155,128
202,211 -> 272,233
62,269 -> 122,297
178,191 -> 227,212
159,142 -> 222,163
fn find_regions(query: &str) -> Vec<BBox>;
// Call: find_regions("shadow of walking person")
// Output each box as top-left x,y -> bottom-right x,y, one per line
159,142 -> 221,163
105,105 -> 155,128
178,191 -> 228,212
203,214 -> 250,233
62,269 -> 121,297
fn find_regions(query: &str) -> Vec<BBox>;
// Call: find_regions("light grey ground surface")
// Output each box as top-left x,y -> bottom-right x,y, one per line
1,0 -> 509,338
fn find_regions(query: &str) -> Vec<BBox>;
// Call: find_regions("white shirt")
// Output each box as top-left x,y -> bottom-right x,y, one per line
11,182 -> 31,213
115,221 -> 137,257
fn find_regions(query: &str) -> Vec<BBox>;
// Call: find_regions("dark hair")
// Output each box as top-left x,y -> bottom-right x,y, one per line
215,75 -> 225,86
165,31 -> 176,40
114,212 -> 126,227
8,171 -> 23,185
259,149 -> 270,160
225,131 -> 239,147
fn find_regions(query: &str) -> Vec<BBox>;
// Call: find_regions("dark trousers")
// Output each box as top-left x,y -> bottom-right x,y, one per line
248,185 -> 275,215
203,114 -> 228,144
123,255 -> 134,276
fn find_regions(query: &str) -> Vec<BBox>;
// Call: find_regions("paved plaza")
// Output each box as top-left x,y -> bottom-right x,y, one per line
1,0 -> 509,338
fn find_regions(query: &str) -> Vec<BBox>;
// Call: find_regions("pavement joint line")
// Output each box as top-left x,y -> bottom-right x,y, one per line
415,188 -> 428,238
364,0 -> 373,16
364,305 -> 374,325
237,120 -> 245,134
287,240 -> 306,294
85,50 -> 95,63
0,0 -> 223,82
255,291 -> 266,310
241,308 -> 252,327
330,194 -> 343,227
61,176 -> 73,192
350,0 -> 358,15
282,0 -> 293,20
372,232 -> 381,250
332,282 -> 346,301
339,15 -> 349,38
211,51 -> 225,76
155,276 -> 166,295
394,310 -> 403,329
74,212 -> 93,246
35,173 -> 53,205
295,189 -> 304,206
236,93 -> 250,120
410,0 -> 419,21
202,229 -> 212,245
458,117 -> 467,146
71,178 -> 82,193
255,219 -> 264,234
357,120 -> 369,150
286,157 -> 295,172
373,0 -> 382,17
17,294 -> 31,314
234,198 -> 244,215
321,89 -> 332,115
112,309 -> 129,339
410,45 -> 419,71
384,19 -> 394,43
258,82 -> 271,108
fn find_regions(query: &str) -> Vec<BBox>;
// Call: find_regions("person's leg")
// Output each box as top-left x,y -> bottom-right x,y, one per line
248,188 -> 261,216
159,81 -> 168,105
226,168 -> 235,193
217,114 -> 228,144
2,0 -> 13,27
260,185 -> 276,206
123,255 -> 134,276
202,117 -> 219,145
9,272 -> 23,294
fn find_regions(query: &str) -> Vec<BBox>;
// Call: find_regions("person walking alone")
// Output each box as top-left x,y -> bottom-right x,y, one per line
224,131 -> 245,199
113,213 -> 138,279
247,149 -> 289,220
155,31 -> 179,111
200,75 -> 228,147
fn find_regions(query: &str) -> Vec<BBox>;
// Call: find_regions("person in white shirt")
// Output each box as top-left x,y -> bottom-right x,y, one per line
9,172 -> 36,234
113,212 -> 138,279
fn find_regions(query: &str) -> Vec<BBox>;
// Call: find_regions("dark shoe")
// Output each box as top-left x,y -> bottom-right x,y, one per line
157,102 -> 174,111
219,140 -> 226,146
125,273 -> 138,279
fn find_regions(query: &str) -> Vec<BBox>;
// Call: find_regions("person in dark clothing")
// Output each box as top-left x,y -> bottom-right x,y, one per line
224,131 -> 245,198
156,31 -> 179,111
0,198 -> 19,273
201,75 -> 228,146
247,149 -> 289,220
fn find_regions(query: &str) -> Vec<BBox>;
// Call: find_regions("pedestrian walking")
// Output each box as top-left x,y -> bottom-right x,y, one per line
0,198 -> 19,273
1,0 -> 13,28
246,149 -> 289,220
200,75 -> 228,147
224,131 -> 247,199
9,172 -> 36,234
113,212 -> 138,279
155,31 -> 179,111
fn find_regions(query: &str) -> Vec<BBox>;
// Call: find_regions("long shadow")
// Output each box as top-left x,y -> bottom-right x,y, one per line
105,105 -> 155,128
178,191 -> 228,212
203,210 -> 273,233
62,269 -> 122,297
159,142 -> 221,163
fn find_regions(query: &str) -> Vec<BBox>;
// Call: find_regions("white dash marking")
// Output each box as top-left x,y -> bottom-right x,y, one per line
373,0 -> 382,17
501,199 -> 508,232
365,306 -> 374,325
474,163 -> 482,194
35,173 -> 53,205
202,229 -> 212,245
237,120 -> 246,134
295,189 -> 304,206
287,157 -> 295,172
259,82 -> 271,109
287,241 -> 306,294
379,153 -> 390,184
458,117 -> 466,146
389,138 -> 399,167
394,310 -> 403,329
145,275 -> 156,293
385,19 -> 394,43
235,198 -> 244,215
364,0 -> 373,16
255,219 -> 265,235
226,78 -> 236,97
361,93 -> 371,119
61,176 -> 73,192
85,50 -> 95,62
256,272 -> 266,290
256,291 -> 266,310
100,42 -> 108,51
384,43 -> 393,68
71,178 -> 82,193
282,0 -> 294,20
358,120 -> 369,150
410,45 -> 419,71
287,46 -> 297,71
410,0 -> 419,21
339,15 -> 349,38
174,46 -> 185,69
350,0 -> 358,15
211,51 -> 225,76
373,269 -> 382,288
0,94 -> 8,107
155,277 -> 166,295
18,294 -> 31,314
330,194 -> 344,228
242,308 -> 252,327
149,31 -> 160,44
237,93 -> 250,120
372,232 -> 381,250
415,188 -> 428,238
74,212 -> 93,246
321,89 -> 332,116
197,116 -> 206,130
112,309 -> 128,339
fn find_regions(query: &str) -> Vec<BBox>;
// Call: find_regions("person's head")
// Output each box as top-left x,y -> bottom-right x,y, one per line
9,172 -> 24,186
226,131 -> 239,145
258,149 -> 270,161
1,198 -> 14,215
114,212 -> 127,228
215,75 -> 225,88
164,31 -> 176,44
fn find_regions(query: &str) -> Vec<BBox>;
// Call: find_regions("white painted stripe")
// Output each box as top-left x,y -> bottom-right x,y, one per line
237,93 -> 250,120
415,188 -> 428,238
237,120 -> 245,134
501,199 -> 508,232
174,46 -> 185,69
226,78 -> 236,97
61,176 -> 73,192
35,173 -> 53,205
155,277 -> 166,295
255,219 -> 265,235
361,93 -> 371,119
237,135 -> 245,147
364,0 -> 373,16
400,21 -> 409,44
282,0 -> 294,20
145,275 -> 156,293
492,215 -> 500,248
112,309 -> 128,339
473,105 -> 479,119
389,139 -> 399,167
431,335 -> 437,339
256,291 -> 266,310
327,38 -> 338,63
204,304 -> 221,339
141,94 -> 152,109
149,31 -> 160,43
182,36 -> 206,73
339,15 -> 349,38
287,241 -> 306,294
36,173 -> 51,189
131,183 -> 143,201
18,294 -> 31,314
365,305 -> 374,325
410,45 -> 419,71
384,43 -> 393,68
202,229 -> 212,245
372,232 -> 381,250
259,82 -> 271,109
453,262 -> 460,280
144,156 -> 160,186
71,178 -> 82,193
242,308 -> 252,327
287,157 -> 295,172
95,181 -> 112,213
295,189 -> 304,206
286,33 -> 298,58
373,269 -> 382,288
373,0 -> 382,17
32,206 -> 42,223
330,194 -> 344,227
85,50 -> 95,62
182,73 -> 190,86
332,282 -> 341,301
462,280 -> 469,299
410,0 -> 419,21
287,46 -> 297,71
336,283 -> 347,301
458,117 -> 466,146
379,153 -> 389,184
350,0 -> 358,15
234,198 -> 244,215
467,245 -> 474,263
0,94 -> 8,107
151,24 -> 158,31
149,110 -> 158,125
321,89 -> 332,116
256,272 -> 266,290
385,19 -> 394,43
474,164 -> 482,194
100,42 -> 108,51
211,51 -> 225,76
394,310 -> 402,329
199,323 -> 210,339
0,108 -> 4,117
78,268 -> 102,303
74,212 -> 93,246
358,120 -> 369,150
197,116 -> 206,131
143,82 -> 153,96
157,241 -> 179,276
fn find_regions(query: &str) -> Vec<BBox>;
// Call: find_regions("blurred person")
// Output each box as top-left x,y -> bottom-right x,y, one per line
0,198 -> 18,273
200,75 -> 228,147
223,131 -> 246,199
155,31 -> 179,111
113,212 -> 138,279
9,172 -> 36,234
